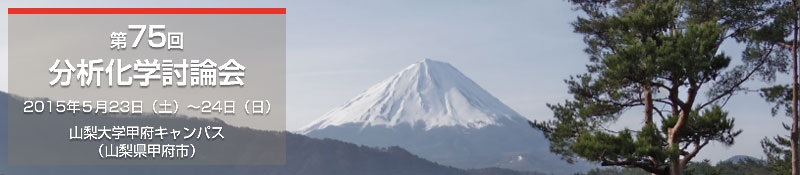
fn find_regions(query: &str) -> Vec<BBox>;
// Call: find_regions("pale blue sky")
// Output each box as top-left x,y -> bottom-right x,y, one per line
1,0 -> 790,163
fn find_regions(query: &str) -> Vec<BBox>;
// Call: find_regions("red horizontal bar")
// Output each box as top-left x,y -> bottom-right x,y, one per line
8,8 -> 286,14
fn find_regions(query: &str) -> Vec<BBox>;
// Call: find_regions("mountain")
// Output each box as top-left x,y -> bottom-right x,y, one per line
724,155 -> 764,164
300,59 -> 594,174
0,91 -> 543,175
299,58 -> 522,132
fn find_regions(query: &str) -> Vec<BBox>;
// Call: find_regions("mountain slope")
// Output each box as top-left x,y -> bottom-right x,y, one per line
300,58 -> 523,133
724,155 -> 765,164
0,91 -> 542,175
301,59 -> 594,174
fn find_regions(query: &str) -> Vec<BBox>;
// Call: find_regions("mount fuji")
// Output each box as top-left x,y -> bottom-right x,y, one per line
299,59 -> 593,174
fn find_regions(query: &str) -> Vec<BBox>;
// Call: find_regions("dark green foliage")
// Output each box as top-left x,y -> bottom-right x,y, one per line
583,158 -> 772,175
685,158 -> 772,175
749,0 -> 800,174
715,158 -> 773,175
581,167 -> 649,175
683,160 -> 717,175
660,106 -> 741,147
533,0 -> 784,174
762,136 -> 792,175
758,84 -> 793,175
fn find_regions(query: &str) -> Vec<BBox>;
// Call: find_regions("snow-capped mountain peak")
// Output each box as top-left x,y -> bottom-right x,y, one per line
299,59 -> 524,134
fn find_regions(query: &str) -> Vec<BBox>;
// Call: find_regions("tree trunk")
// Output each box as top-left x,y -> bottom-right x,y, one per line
669,160 -> 682,175
668,138 -> 683,175
645,88 -> 657,175
644,88 -> 653,125
792,1 -> 799,175
668,109 -> 689,175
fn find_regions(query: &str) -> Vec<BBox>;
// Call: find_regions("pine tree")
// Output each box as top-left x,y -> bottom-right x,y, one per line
756,0 -> 800,175
532,0 -> 786,175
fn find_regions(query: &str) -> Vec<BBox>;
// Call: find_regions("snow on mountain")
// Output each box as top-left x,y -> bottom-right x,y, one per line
299,58 -> 524,134
298,59 -> 595,174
